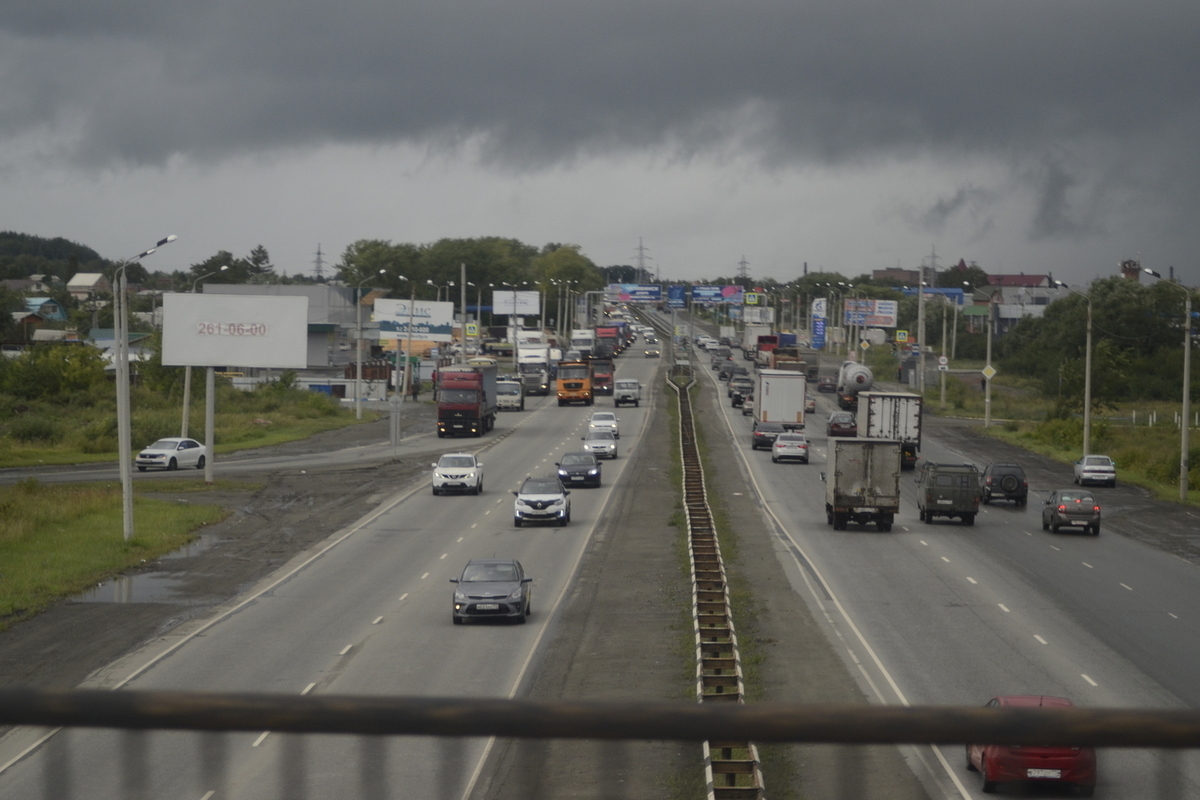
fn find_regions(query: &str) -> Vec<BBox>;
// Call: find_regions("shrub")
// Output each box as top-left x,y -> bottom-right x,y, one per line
8,418 -> 62,444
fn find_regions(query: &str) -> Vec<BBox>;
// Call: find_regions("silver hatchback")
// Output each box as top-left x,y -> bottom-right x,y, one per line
1073,455 -> 1116,487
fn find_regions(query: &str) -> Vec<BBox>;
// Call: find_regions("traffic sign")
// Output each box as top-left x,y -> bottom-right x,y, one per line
938,355 -> 948,366
982,365 -> 997,380
860,340 -> 870,350
895,330 -> 909,343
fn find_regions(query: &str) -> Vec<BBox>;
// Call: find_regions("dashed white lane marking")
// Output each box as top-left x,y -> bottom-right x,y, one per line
1082,674 -> 1099,687
439,553 -> 447,560
941,556 -> 950,563
966,577 -> 977,585
470,523 -> 477,528
1050,545 -> 1060,551
372,617 -> 383,625
399,593 -> 408,601
200,792 -> 216,800
252,731 -> 270,747
1034,635 -> 1048,645
1169,612 -> 1179,619
339,645 -> 352,656
1083,562 -> 1093,568
420,573 -> 429,580
999,604 -> 1010,612
1120,583 -> 1133,591
919,540 -> 929,546
457,537 -> 465,542
301,683 -> 315,695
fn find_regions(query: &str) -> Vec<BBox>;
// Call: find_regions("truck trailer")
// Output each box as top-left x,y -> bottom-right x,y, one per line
753,369 -> 807,430
436,365 -> 498,437
856,391 -> 923,469
824,438 -> 902,532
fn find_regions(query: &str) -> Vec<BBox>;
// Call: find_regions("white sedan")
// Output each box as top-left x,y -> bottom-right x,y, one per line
588,411 -> 620,439
135,438 -> 207,471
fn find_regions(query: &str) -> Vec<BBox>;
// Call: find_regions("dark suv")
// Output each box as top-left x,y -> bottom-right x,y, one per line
980,463 -> 1029,506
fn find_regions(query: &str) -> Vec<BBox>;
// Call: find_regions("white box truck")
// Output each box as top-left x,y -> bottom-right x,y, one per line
856,391 -> 923,470
741,324 -> 772,360
754,369 -> 806,430
824,438 -> 902,532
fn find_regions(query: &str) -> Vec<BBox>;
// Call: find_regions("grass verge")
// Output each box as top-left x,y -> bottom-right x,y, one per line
0,478 -> 230,631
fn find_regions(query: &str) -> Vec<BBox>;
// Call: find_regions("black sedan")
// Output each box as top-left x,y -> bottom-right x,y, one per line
450,559 -> 532,624
557,452 -> 602,487
751,421 -> 787,450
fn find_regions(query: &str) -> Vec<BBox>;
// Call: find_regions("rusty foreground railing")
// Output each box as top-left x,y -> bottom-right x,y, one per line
2,689 -> 1199,745
2,690 -> 1200,799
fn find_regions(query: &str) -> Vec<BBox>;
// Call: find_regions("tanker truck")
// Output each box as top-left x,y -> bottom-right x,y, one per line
836,361 -> 874,410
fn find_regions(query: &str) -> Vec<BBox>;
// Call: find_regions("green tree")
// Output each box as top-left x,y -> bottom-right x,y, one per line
0,344 -> 107,401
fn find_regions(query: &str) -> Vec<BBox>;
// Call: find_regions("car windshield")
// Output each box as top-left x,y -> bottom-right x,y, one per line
440,389 -> 478,403
1084,457 -> 1112,466
777,435 -> 806,443
1058,493 -> 1095,504
560,454 -> 594,466
461,563 -> 518,582
587,431 -> 615,441
497,385 -> 520,395
558,366 -> 590,380
522,480 -> 562,495
591,413 -> 616,421
148,439 -> 180,450
831,414 -> 853,423
438,456 -> 475,468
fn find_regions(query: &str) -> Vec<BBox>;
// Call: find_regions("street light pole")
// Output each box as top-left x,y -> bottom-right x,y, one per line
355,269 -> 386,421
116,235 -> 177,542
1144,269 -> 1193,503
182,265 -> 228,437
1056,281 -> 1093,458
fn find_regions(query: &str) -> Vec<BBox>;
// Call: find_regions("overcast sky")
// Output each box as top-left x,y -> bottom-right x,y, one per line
3,0 -> 1198,286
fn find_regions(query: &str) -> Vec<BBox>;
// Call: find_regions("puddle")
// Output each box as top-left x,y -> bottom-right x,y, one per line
72,573 -> 188,604
69,531 -> 219,604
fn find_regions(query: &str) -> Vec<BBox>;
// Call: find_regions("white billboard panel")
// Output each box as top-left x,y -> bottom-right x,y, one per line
744,307 -> 776,324
162,294 -> 309,368
374,299 -> 454,342
492,290 -> 540,316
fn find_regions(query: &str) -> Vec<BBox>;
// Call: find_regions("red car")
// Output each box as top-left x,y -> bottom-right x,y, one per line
826,411 -> 857,437
967,696 -> 1097,796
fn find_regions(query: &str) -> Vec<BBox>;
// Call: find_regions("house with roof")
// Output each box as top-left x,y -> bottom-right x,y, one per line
66,273 -> 111,301
24,297 -> 66,322
974,273 -> 1066,333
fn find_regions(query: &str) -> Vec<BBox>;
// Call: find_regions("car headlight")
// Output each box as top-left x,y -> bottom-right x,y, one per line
454,591 -> 467,602
588,469 -> 599,475
506,588 -> 524,601
557,469 -> 568,477
550,498 -> 564,506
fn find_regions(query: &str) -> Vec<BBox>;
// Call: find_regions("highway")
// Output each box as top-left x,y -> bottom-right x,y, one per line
688,333 -> 1200,799
0,353 -> 664,799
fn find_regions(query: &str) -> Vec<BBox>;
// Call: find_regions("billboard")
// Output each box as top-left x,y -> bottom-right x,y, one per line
375,299 -> 455,342
492,290 -> 540,316
812,297 -> 828,320
162,294 -> 309,368
812,318 -> 827,350
691,285 -> 744,304
666,285 -> 687,309
607,283 -> 662,303
843,299 -> 899,328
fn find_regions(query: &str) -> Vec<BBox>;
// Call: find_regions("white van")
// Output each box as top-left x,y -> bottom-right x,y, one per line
613,379 -> 642,408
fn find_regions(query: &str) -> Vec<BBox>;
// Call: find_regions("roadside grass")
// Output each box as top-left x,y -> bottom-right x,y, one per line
0,386 -> 380,469
985,418 -> 1200,504
0,479 -> 229,631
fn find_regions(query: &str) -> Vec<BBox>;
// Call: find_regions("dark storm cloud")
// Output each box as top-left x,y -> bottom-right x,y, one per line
3,1 -> 1199,201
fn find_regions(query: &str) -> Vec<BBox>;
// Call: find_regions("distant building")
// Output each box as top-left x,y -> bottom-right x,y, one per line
25,298 -> 66,322
66,273 -> 111,301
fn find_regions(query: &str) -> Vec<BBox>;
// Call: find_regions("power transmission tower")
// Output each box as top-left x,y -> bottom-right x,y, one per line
313,244 -> 326,280
634,238 -> 653,283
737,255 -> 750,284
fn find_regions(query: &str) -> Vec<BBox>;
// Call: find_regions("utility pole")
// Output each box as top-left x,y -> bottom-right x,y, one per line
737,256 -> 750,284
634,238 -> 653,283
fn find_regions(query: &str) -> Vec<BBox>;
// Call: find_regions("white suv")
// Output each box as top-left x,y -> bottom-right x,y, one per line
431,453 -> 483,495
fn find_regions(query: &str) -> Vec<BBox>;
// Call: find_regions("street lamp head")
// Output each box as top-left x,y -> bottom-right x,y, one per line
158,235 -> 178,247
1144,268 -> 1163,279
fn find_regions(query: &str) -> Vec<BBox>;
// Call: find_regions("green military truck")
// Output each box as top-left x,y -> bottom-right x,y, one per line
915,462 -> 981,525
